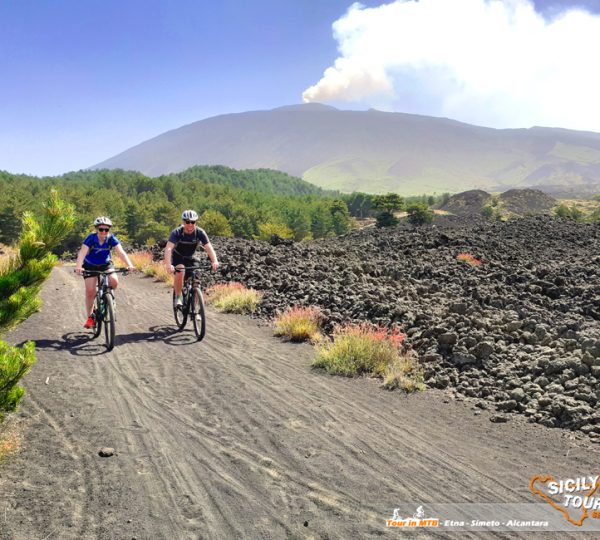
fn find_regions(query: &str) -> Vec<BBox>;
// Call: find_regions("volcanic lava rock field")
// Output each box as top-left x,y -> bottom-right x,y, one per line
199,216 -> 600,436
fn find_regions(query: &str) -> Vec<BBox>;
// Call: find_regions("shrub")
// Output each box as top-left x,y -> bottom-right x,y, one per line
382,356 -> 425,393
481,206 -> 503,221
0,341 -> 36,419
1,190 -> 74,331
19,190 -> 76,262
273,306 -> 322,342
0,254 -> 56,300
0,286 -> 42,330
555,204 -> 571,219
569,207 -> 584,222
456,252 -> 482,267
555,204 -> 584,221
313,322 -> 407,377
256,222 -> 294,241
200,209 -> 233,237
406,203 -> 434,226
205,282 -> 262,314
480,206 -> 494,219
375,212 -> 399,228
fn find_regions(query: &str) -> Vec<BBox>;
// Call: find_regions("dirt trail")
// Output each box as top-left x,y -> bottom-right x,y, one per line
0,266 -> 599,539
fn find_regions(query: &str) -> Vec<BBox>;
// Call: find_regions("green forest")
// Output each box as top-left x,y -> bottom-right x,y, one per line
0,166 -> 356,252
0,165 -> 448,253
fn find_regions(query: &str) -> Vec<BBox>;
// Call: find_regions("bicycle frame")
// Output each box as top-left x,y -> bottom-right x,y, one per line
81,268 -> 129,349
82,268 -> 126,303
173,266 -> 206,340
175,267 -> 201,313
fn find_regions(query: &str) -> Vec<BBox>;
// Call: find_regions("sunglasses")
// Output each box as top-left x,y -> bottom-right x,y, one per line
184,220 -> 196,224
97,227 -> 110,232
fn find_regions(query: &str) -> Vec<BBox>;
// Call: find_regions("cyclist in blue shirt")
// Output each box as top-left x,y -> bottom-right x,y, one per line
75,216 -> 135,328
164,210 -> 219,307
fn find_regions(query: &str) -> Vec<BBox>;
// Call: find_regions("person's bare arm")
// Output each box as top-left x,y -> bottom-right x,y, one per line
74,245 -> 90,275
164,241 -> 176,273
115,244 -> 135,271
203,242 -> 219,272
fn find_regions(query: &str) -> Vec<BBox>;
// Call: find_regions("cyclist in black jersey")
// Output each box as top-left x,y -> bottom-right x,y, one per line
164,210 -> 219,307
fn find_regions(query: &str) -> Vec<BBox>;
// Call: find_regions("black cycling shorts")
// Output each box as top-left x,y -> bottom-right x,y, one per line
83,261 -> 114,275
171,254 -> 200,280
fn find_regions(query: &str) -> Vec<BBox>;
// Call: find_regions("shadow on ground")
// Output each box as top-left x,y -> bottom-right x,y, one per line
18,325 -> 199,356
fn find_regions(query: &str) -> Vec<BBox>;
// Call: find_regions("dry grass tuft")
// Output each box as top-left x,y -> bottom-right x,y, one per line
0,245 -> 20,277
205,282 -> 262,314
381,355 -> 425,393
313,322 -> 403,374
273,306 -> 322,342
0,419 -> 21,462
145,262 -> 174,286
128,251 -> 154,272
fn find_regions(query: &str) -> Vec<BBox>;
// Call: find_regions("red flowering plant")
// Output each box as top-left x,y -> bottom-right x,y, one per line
456,252 -> 482,267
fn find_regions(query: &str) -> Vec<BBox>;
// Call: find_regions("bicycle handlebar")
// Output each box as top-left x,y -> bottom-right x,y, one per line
80,268 -> 132,278
174,266 -> 201,272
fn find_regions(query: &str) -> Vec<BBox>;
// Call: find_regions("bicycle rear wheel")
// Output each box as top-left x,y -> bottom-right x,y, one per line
173,291 -> 187,330
103,294 -> 116,351
191,287 -> 206,341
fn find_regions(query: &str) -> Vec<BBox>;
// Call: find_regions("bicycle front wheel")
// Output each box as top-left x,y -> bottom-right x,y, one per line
92,298 -> 102,338
173,291 -> 187,331
103,294 -> 116,351
191,287 -> 206,341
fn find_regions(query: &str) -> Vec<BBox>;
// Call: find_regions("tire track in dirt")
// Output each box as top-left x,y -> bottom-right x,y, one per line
1,265 -> 599,539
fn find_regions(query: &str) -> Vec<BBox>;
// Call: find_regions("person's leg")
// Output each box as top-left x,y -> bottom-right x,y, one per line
174,264 -> 185,296
108,274 -> 119,290
84,277 -> 96,317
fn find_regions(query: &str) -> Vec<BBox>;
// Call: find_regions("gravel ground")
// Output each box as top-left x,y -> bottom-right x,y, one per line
179,215 -> 600,436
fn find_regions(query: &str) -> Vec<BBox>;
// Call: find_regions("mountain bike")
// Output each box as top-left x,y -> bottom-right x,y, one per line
173,266 -> 206,341
82,268 -> 129,351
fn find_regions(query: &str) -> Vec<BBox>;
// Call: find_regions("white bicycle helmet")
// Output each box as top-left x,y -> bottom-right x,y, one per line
181,210 -> 198,221
94,216 -> 113,227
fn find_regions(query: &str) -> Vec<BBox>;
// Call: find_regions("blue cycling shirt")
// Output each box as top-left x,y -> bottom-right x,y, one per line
83,233 -> 120,265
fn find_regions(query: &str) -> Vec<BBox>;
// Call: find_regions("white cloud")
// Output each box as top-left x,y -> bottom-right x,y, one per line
303,0 -> 600,131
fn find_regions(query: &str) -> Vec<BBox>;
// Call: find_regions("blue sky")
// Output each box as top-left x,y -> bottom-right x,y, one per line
1,0 -> 600,176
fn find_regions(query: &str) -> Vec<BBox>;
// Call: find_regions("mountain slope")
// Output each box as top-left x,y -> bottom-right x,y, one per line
93,104 -> 600,196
